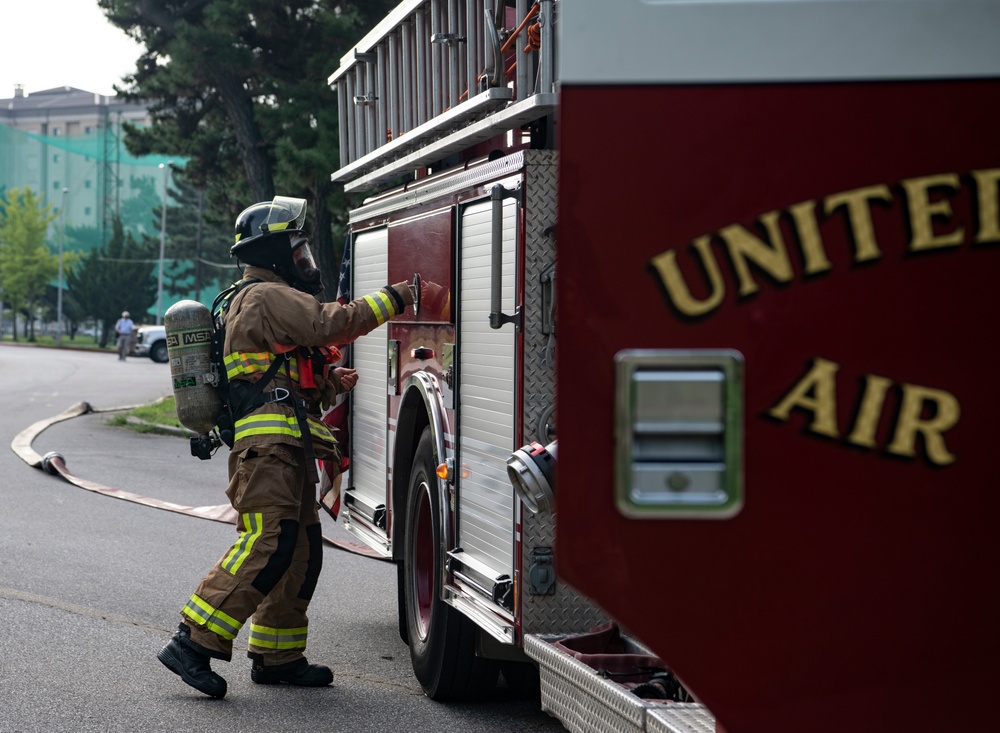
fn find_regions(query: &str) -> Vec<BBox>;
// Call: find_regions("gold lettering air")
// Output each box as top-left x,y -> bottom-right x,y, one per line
768,358 -> 960,467
650,168 -> 999,318
887,384 -> 960,466
768,357 -> 840,439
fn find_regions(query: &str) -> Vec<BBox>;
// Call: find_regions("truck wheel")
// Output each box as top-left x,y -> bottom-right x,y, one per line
396,561 -> 409,644
150,341 -> 169,363
501,660 -> 541,698
403,427 -> 499,700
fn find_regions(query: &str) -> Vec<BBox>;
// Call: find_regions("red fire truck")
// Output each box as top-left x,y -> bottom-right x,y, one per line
325,2 -> 1000,731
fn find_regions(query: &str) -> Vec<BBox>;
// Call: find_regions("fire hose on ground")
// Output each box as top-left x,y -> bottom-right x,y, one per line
10,400 -> 382,558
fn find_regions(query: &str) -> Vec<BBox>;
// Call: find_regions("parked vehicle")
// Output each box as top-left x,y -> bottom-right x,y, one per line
132,325 -> 168,363
326,2 -> 999,732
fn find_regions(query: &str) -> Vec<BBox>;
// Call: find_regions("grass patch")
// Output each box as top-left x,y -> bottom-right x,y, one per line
132,397 -> 183,427
107,396 -> 186,434
3,333 -> 113,351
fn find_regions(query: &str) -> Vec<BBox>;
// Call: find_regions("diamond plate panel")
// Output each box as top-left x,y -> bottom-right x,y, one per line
519,150 -> 609,636
527,634 -> 647,733
646,704 -> 716,733
526,635 -> 716,733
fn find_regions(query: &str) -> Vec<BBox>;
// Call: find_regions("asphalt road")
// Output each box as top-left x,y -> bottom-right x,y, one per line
0,344 -> 564,733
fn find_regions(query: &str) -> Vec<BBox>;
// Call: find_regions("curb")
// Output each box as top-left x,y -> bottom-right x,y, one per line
0,341 -> 117,355
124,416 -> 194,438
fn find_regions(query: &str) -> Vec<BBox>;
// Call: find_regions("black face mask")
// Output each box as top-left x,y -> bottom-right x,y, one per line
289,236 -> 323,294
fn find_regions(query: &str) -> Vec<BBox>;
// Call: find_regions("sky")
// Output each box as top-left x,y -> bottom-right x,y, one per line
0,1 -> 144,99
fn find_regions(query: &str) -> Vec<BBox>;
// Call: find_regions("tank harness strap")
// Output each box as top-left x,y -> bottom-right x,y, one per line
289,388 -> 320,485
229,353 -> 289,420
229,354 -> 320,485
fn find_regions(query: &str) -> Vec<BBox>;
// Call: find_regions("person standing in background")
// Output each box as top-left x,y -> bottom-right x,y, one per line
114,311 -> 134,361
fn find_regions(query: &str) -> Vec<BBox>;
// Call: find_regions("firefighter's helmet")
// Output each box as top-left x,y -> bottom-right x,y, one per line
230,196 -> 323,294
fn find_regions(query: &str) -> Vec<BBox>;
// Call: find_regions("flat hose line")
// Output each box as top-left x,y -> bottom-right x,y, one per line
10,401 -> 384,560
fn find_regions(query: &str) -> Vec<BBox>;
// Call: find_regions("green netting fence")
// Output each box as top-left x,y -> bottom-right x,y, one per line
0,121 -> 179,245
0,122 -> 238,321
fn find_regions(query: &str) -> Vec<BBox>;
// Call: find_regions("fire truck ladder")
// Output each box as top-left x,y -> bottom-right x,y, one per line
329,0 -> 556,192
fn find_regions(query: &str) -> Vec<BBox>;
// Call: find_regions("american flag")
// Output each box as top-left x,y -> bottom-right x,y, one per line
336,233 -> 352,304
319,234 -> 353,519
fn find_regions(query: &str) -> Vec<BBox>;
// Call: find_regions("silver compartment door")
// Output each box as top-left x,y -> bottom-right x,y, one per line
456,194 -> 518,582
347,227 -> 390,534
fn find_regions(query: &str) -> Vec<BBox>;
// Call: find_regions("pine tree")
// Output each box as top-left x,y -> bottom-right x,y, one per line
67,217 -> 158,347
99,0 -> 398,299
141,174 -> 237,305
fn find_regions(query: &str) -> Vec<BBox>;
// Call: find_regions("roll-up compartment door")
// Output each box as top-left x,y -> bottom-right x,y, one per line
456,194 -> 518,582
347,227 -> 390,532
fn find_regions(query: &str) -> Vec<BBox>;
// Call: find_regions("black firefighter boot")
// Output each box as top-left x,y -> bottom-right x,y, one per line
249,652 -> 334,686
157,623 -> 228,699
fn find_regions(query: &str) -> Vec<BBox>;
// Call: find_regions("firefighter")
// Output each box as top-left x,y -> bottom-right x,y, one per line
158,196 -> 418,698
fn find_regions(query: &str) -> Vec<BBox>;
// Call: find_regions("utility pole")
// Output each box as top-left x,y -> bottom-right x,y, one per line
194,187 -> 205,303
157,161 -> 173,324
56,187 -> 69,345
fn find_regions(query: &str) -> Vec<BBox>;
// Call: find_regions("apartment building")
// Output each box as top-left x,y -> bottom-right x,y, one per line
0,84 -> 169,241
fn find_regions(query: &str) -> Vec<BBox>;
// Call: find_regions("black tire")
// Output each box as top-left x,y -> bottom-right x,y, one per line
500,660 -> 541,699
403,427 -> 499,700
150,340 -> 169,363
396,560 -> 409,645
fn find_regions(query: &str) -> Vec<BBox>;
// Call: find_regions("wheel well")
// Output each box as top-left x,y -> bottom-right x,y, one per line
391,388 -> 430,562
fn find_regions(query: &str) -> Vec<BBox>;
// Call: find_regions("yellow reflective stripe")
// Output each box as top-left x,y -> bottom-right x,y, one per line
236,222 -> 291,244
248,624 -> 308,650
232,413 -> 333,444
306,417 -> 334,442
225,351 -> 298,381
234,412 -> 301,441
224,351 -> 273,379
181,594 -> 243,640
363,291 -> 394,325
222,512 -> 263,574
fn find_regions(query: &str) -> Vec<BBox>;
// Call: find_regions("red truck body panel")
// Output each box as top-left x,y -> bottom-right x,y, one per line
556,79 -> 1000,732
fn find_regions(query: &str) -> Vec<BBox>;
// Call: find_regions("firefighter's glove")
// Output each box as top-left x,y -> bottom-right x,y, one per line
385,282 -> 414,313
319,383 -> 337,411
421,280 -> 448,319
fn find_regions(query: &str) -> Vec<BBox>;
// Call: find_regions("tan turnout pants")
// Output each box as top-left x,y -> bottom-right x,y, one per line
181,443 -> 323,666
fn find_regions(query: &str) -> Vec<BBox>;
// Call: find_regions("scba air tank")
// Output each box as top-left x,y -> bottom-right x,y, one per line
164,300 -> 222,436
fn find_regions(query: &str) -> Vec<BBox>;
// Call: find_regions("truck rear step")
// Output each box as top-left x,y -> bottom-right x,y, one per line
524,634 -> 715,733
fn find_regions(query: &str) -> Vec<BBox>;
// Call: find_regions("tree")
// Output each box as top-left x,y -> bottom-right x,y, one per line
147,173 -> 235,304
0,188 -> 58,341
50,286 -> 87,340
98,0 -> 397,299
65,222 -> 103,252
119,173 -> 164,240
67,217 -> 157,347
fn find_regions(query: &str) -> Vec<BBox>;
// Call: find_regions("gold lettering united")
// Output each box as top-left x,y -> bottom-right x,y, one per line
649,168 -> 1000,318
